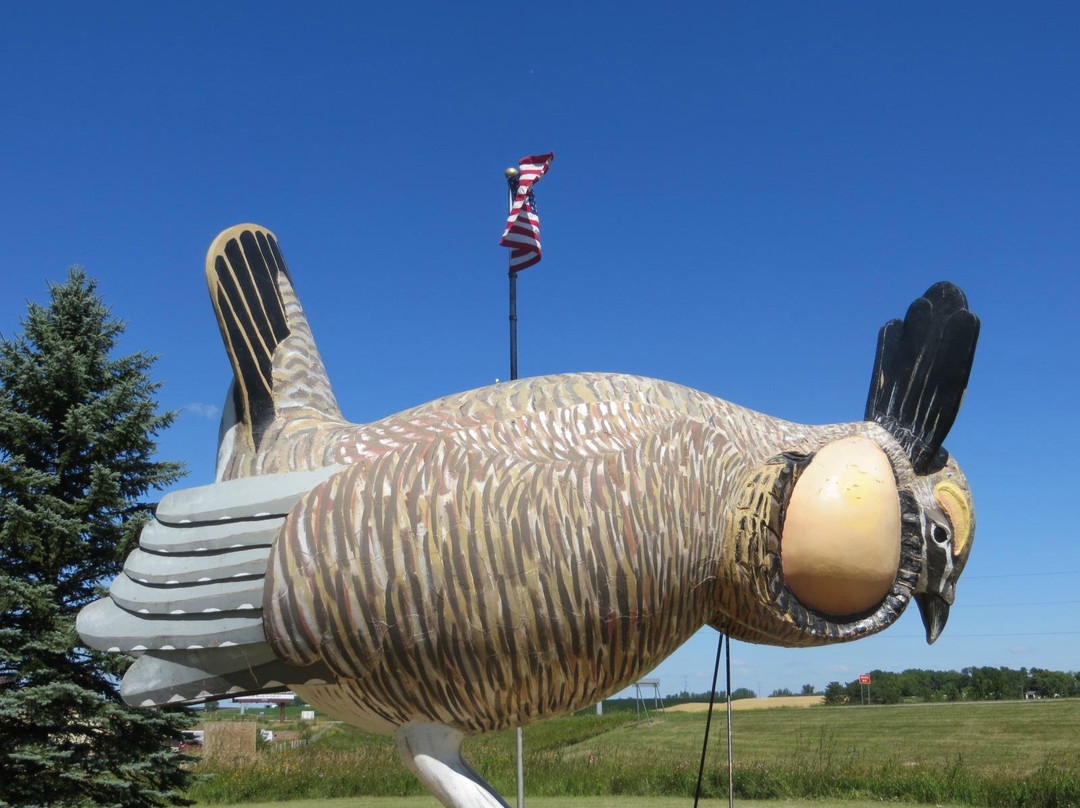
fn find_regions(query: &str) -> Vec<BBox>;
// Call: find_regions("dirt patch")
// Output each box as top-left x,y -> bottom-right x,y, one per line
667,695 -> 823,711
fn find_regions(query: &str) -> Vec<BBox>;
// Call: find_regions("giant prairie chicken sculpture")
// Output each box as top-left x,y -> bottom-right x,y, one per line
79,224 -> 979,808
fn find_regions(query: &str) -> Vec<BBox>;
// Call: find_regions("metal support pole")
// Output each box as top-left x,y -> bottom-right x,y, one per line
510,273 -> 518,380
506,166 -> 524,808
506,167 -> 520,381
725,636 -> 734,808
516,727 -> 525,808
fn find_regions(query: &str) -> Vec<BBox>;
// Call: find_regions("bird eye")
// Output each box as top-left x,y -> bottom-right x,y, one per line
932,525 -> 950,546
934,481 -> 971,556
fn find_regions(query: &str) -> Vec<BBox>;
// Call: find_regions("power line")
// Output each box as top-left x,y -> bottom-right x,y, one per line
963,600 -> 1080,608
880,630 -> 1080,639
966,570 -> 1080,579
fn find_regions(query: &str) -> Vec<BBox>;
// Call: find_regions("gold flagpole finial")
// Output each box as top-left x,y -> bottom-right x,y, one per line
505,167 -> 520,181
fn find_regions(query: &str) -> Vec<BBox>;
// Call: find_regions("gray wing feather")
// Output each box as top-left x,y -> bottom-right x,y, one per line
76,466 -> 348,705
137,519 -> 280,553
78,597 -> 265,651
109,574 -> 265,614
123,546 -> 269,584
121,644 -> 337,706
155,465 -> 343,523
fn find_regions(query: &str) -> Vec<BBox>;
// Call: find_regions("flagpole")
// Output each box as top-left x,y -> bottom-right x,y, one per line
505,164 -> 525,808
505,166 -> 520,381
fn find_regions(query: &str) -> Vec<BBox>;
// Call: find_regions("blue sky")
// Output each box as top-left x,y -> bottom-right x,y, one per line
2,3 -> 1078,700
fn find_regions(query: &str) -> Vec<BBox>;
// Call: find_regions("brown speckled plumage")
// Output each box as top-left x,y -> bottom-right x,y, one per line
250,370 -> 921,733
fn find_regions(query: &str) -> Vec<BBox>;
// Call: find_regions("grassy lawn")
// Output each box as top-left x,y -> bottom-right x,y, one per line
189,699 -> 1080,807
218,798 -> 941,808
571,700 -> 1080,777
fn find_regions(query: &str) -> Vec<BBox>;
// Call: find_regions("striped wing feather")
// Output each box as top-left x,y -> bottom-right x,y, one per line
77,466 -> 347,703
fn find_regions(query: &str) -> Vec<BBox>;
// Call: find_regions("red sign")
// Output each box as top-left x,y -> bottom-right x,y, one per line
858,674 -> 871,685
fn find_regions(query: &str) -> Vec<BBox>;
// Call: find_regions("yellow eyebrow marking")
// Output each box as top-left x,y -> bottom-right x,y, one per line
935,481 -> 971,556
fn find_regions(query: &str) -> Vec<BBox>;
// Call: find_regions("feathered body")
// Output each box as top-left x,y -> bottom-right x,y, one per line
78,224 -> 978,807
261,375 -> 909,733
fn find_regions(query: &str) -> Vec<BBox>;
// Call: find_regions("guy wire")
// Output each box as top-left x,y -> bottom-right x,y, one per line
692,630 -> 725,808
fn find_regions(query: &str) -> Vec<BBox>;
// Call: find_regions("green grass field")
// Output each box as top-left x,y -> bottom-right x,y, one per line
577,699 -> 1080,777
224,798 -> 929,808
189,699 -> 1080,808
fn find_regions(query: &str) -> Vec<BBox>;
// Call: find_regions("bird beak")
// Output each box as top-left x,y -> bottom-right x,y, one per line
915,593 -> 950,644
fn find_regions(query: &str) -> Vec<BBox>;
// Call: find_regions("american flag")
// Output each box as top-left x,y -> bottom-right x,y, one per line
500,152 -> 554,272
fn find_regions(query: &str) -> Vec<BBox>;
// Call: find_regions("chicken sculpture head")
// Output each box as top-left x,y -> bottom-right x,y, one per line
78,225 -> 979,808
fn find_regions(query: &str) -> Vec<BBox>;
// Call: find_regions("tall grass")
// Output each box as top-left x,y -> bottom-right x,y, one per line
189,701 -> 1080,807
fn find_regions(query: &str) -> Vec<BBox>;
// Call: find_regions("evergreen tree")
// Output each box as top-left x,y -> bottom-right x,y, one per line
0,269 -> 190,807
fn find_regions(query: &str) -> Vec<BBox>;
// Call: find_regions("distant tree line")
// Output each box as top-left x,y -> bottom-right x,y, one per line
592,688 -> 758,714
591,667 -> 1080,713
597,684 -> 828,714
823,667 -> 1080,705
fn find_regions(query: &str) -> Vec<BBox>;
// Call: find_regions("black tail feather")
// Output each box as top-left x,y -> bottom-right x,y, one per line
207,225 -> 292,451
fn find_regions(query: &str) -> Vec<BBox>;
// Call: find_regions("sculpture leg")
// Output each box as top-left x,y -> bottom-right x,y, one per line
395,723 -> 510,808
